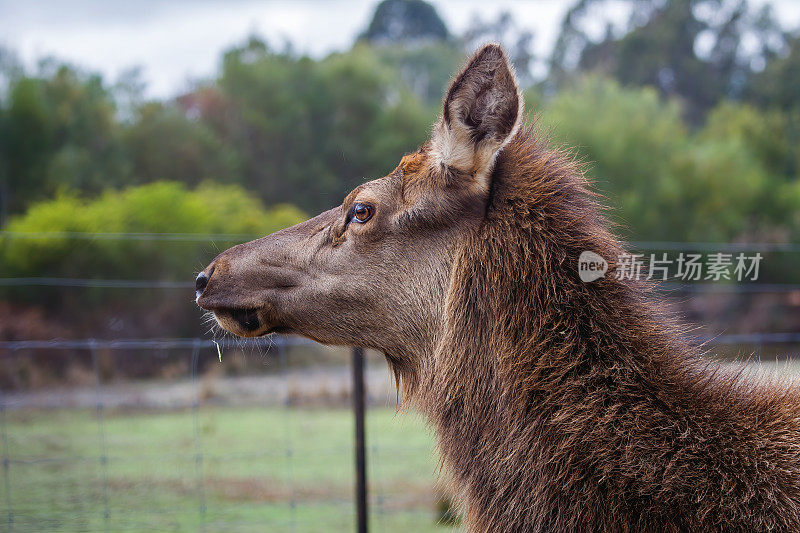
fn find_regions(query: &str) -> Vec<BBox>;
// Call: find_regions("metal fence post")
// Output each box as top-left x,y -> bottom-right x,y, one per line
190,341 -> 207,529
352,347 -> 367,533
89,340 -> 110,530
1,348 -> 13,531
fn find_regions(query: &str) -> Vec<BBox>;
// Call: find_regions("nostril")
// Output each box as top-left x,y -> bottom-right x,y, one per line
195,272 -> 208,298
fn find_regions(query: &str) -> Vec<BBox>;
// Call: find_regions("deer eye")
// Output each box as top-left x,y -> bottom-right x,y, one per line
351,202 -> 374,224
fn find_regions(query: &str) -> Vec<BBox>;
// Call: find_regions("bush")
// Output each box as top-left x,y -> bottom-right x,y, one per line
539,76 -> 800,242
0,181 -> 306,340
0,181 -> 305,281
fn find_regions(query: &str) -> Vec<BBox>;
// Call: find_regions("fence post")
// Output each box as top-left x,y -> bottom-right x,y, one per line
89,340 -> 110,531
190,341 -> 207,529
1,349 -> 13,531
352,347 -> 368,533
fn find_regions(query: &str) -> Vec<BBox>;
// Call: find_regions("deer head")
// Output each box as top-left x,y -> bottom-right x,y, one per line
196,44 -> 522,364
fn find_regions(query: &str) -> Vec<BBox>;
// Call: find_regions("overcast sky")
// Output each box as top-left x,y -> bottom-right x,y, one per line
1,0 -> 798,99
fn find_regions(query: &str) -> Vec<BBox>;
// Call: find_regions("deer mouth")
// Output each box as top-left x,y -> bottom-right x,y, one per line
207,307 -> 284,337
197,284 -> 296,337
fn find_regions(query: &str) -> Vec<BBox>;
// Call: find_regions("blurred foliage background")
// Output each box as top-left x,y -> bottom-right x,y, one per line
1,0 -> 799,342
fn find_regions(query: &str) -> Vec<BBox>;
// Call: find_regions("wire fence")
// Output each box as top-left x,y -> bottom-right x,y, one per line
1,232 -> 800,531
0,338 -> 436,532
2,332 -> 800,532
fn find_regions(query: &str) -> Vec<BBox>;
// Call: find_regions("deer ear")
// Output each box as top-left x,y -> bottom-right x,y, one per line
430,43 -> 523,193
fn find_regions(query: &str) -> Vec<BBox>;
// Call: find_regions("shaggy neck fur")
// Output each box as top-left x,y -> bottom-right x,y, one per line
404,127 -> 800,532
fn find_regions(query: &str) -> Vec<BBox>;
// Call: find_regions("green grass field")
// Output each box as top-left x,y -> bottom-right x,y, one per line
0,405 -> 455,532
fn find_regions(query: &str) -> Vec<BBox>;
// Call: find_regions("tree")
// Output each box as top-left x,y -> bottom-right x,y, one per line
124,101 -> 241,187
210,39 -> 434,213
549,0 -> 788,121
542,76 -> 687,239
540,76 -> 799,242
367,42 -> 464,104
359,0 -> 449,44
1,63 -> 128,214
748,32 -> 800,111
747,33 -> 800,182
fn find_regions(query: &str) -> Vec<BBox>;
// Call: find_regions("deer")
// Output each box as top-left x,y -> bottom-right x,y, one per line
195,44 -> 800,531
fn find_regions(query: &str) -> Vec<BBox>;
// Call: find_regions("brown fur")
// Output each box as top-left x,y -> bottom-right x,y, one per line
198,44 -> 800,531
418,128 -> 800,531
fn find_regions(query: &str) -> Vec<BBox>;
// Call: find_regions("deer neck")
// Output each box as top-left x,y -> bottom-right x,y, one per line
409,142 -> 696,529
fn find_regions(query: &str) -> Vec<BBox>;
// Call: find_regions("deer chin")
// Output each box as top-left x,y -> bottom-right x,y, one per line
211,307 -> 282,338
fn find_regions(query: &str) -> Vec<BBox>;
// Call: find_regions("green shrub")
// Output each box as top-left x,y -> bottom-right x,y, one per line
0,181 -> 305,281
